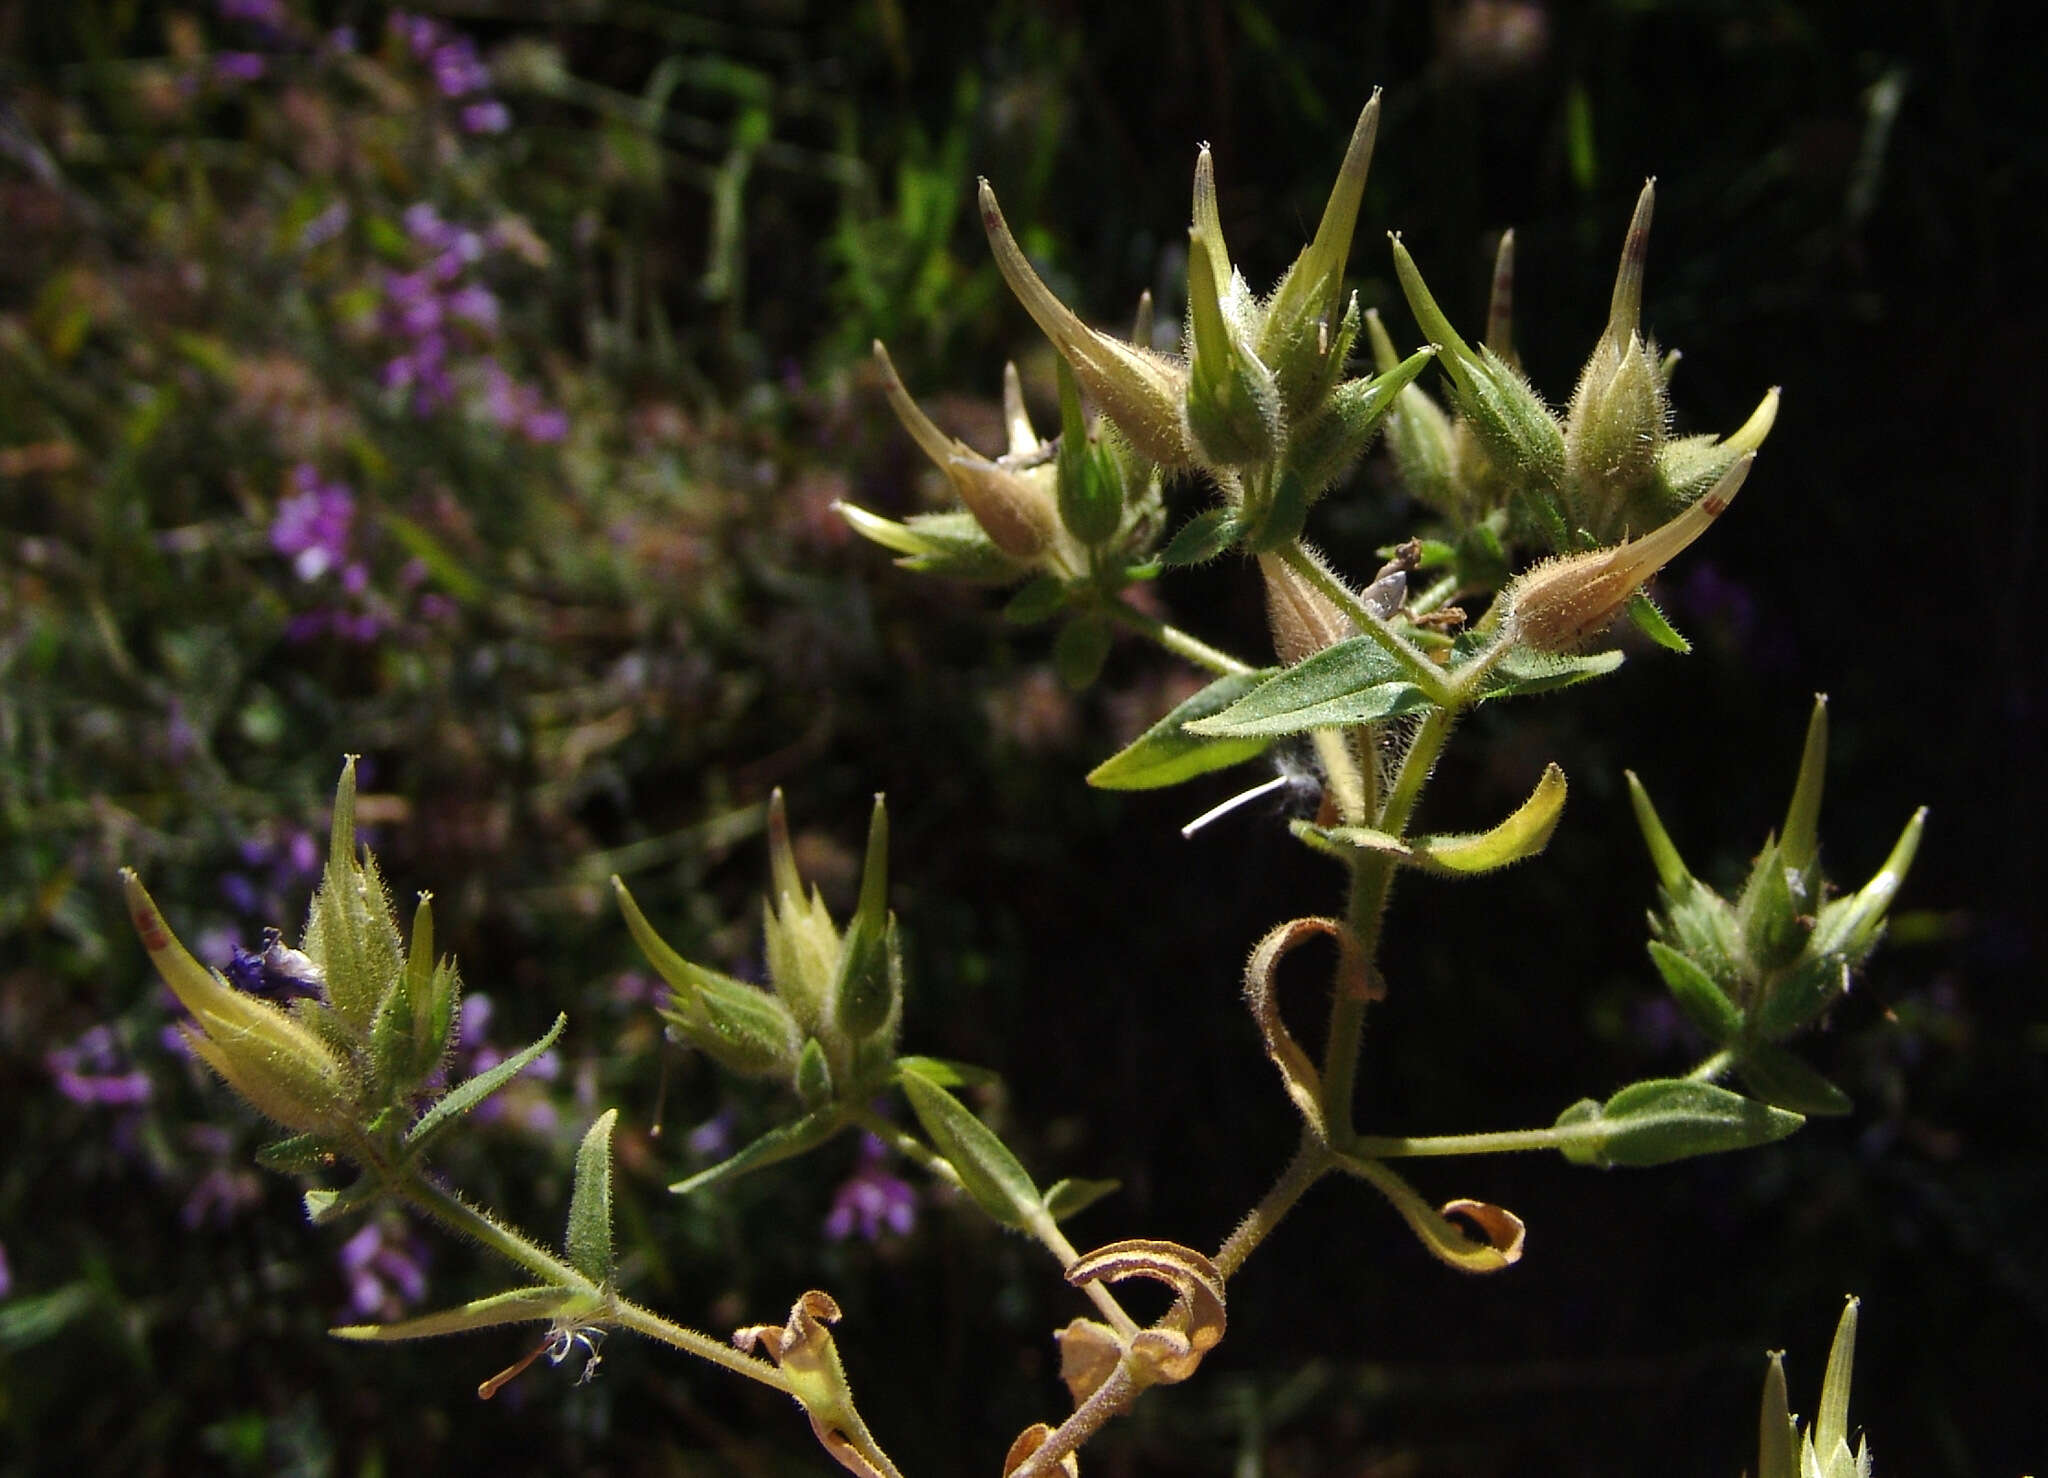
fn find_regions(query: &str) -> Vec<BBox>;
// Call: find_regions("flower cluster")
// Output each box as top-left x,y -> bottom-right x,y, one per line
390,11 -> 511,136
269,465 -> 458,644
379,204 -> 567,443
47,1025 -> 154,1109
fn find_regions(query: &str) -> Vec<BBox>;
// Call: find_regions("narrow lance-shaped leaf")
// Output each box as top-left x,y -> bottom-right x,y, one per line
1312,763 -> 1569,875
330,1286 -> 578,1343
1042,1177 -> 1121,1223
671,1108 -> 847,1196
831,796 -> 895,1043
565,1109 -> 617,1284
1086,668 -> 1279,790
1552,1078 -> 1803,1168
1645,940 -> 1742,1044
1732,1043 -> 1853,1117
898,1071 -> 1041,1228
1187,634 -> 1429,739
406,1013 -> 566,1156
1781,694 -> 1829,875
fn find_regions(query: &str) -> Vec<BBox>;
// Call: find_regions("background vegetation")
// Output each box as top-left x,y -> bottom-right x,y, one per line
1,1 -> 2038,1473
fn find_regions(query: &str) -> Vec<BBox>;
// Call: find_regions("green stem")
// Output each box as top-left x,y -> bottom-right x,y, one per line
1352,1126 -> 1575,1158
1107,597 -> 1253,676
398,1175 -> 792,1393
1213,1133 -> 1331,1278
1277,544 -> 1454,705
1318,706 -> 1461,1139
851,1108 -> 1139,1341
1686,1048 -> 1735,1083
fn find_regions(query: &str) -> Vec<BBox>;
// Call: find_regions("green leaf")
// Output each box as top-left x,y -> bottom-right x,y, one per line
1477,644 -> 1625,701
1086,669 -> 1279,790
1305,763 -> 1567,874
1626,592 -> 1691,653
894,1055 -> 1003,1091
1646,940 -> 1742,1043
1733,1044 -> 1854,1116
1042,1177 -> 1121,1223
898,1072 -> 1040,1228
1054,614 -> 1114,691
671,1108 -> 846,1196
330,1287 -> 575,1342
831,796 -> 897,1043
1186,635 -> 1431,739
1003,576 -> 1068,625
255,1133 -> 340,1173
1554,1078 -> 1803,1168
615,876 -> 798,1078
405,1013 -> 567,1156
1160,508 -> 1241,567
301,759 -> 405,1033
565,1109 -> 617,1283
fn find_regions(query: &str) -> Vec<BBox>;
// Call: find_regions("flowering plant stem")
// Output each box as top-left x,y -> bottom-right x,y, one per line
396,1173 -> 793,1393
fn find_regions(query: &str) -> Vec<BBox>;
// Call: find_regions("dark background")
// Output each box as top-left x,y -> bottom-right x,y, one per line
2,2 -> 2040,1474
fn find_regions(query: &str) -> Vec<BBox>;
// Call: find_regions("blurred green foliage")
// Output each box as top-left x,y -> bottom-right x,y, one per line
1,1 -> 2039,1475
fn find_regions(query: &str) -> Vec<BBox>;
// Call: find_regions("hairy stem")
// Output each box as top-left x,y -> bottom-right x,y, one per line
1277,544 -> 1454,704
852,1108 -> 1139,1340
398,1175 -> 792,1392
1214,1132 -> 1331,1278
1107,596 -> 1254,676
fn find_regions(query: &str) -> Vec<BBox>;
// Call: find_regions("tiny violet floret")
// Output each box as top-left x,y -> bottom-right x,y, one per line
227,927 -> 329,1002
823,1134 -> 917,1242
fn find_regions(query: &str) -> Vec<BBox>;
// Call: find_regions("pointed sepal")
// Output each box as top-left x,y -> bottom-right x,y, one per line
565,1109 -> 617,1285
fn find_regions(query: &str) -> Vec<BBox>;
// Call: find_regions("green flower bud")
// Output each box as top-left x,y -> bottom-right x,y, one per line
1656,385 -> 1780,506
1282,340 -> 1435,499
1392,233 -> 1570,536
1564,183 -> 1675,540
830,796 -> 901,1046
613,875 -> 801,1080
1366,308 -> 1468,521
980,180 -> 1192,468
1256,92 -> 1381,418
1185,226 -> 1281,466
1053,358 -> 1126,546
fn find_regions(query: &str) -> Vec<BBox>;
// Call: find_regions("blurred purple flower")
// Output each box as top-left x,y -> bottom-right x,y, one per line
432,39 -> 491,98
272,467 -> 355,580
460,100 -> 511,135
0,1242 -> 11,1300
217,0 -> 286,22
299,200 -> 351,250
340,1218 -> 430,1321
215,52 -> 267,82
685,1109 -> 736,1161
182,1165 -> 263,1228
445,282 -> 500,333
47,1026 -> 154,1108
391,11 -> 441,59
823,1134 -> 917,1242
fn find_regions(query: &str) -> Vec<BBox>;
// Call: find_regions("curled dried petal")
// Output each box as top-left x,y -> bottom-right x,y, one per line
1003,1424 -> 1080,1477
1065,1239 -> 1225,1386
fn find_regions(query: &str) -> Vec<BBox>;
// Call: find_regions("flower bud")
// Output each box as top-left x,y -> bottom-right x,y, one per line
1656,385 -> 1780,506
1283,339 -> 1435,498
1053,358 -> 1127,546
124,870 -> 355,1136
980,181 -> 1192,468
1366,308 -> 1467,520
1505,453 -> 1750,652
1258,548 -> 1354,666
829,796 -> 901,1046
1392,234 -> 1570,532
1564,183 -> 1675,540
1256,92 -> 1381,418
872,341 -> 1061,559
1185,226 -> 1281,466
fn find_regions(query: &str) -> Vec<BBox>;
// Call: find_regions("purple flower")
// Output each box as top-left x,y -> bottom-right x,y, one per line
339,1218 -> 430,1321
47,1026 -> 154,1108
685,1109 -> 736,1161
823,1134 -> 917,1242
391,12 -> 441,59
431,39 -> 491,99
460,100 -> 511,135
271,467 -> 355,580
445,282 -> 499,333
520,406 -> 569,444
225,927 -> 327,1002
0,1241 -> 11,1300
299,200 -> 351,250
182,1166 -> 263,1228
217,0 -> 286,23
214,52 -> 267,82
